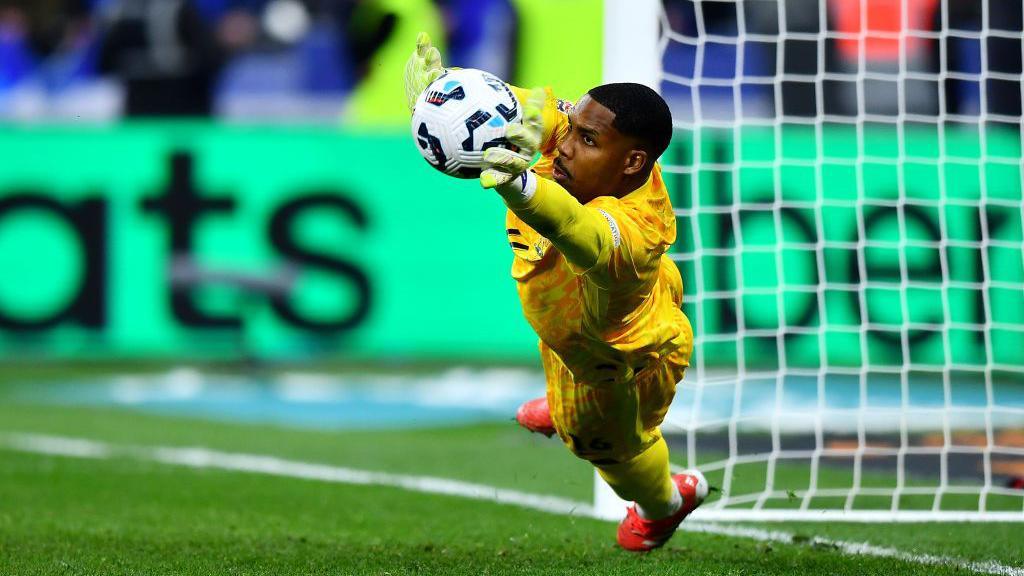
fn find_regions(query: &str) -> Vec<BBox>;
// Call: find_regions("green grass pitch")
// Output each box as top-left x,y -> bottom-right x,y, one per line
1,380 -> 1023,575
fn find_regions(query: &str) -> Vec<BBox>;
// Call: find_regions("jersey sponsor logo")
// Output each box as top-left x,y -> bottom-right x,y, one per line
597,209 -> 621,248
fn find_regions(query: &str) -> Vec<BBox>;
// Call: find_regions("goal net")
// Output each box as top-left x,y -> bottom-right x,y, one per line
597,0 -> 1024,522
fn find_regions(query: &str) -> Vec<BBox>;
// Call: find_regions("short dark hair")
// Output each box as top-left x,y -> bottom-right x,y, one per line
586,83 -> 673,163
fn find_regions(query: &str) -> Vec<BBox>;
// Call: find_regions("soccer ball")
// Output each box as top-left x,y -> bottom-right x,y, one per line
411,68 -> 523,179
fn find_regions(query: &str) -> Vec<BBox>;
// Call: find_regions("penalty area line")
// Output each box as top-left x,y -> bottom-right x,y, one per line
3,432 -> 1022,576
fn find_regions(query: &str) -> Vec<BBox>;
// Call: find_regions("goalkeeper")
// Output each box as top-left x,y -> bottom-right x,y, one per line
404,33 -> 706,551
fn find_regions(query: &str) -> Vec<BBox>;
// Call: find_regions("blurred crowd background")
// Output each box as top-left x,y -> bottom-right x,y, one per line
0,0 -> 1020,125
662,0 -> 1022,123
0,0 -> 524,124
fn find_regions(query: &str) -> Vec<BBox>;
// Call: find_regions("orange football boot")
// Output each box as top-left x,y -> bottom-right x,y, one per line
515,397 -> 556,437
616,470 -> 708,552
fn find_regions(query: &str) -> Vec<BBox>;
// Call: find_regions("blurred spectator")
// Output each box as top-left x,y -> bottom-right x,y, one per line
437,0 -> 516,80
214,0 -> 354,120
945,0 -> 1022,120
0,0 -> 95,86
0,5 -> 35,90
660,0 -> 776,122
0,0 -> 87,57
215,5 -> 259,54
0,0 -> 112,120
96,0 -> 223,116
826,0 -> 940,118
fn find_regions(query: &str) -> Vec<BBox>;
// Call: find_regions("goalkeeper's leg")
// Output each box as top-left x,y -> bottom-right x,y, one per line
595,433 -> 679,517
538,345 -> 706,550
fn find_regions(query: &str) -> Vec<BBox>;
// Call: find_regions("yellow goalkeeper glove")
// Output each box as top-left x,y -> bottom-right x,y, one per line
403,32 -> 446,113
479,87 -> 546,190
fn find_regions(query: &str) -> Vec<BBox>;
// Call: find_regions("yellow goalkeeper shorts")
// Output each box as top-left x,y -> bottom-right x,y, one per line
540,342 -> 691,465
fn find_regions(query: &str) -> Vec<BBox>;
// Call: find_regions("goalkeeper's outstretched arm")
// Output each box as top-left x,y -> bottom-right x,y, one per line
501,172 -> 615,275
481,89 -> 615,276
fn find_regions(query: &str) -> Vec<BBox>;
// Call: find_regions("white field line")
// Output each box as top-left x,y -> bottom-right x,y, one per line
0,433 -> 594,518
3,432 -> 1023,576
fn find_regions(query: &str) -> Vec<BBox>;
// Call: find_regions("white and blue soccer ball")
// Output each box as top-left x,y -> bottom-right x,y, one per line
411,68 -> 523,179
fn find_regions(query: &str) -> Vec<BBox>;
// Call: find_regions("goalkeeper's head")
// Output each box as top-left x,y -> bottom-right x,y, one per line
552,82 -> 672,204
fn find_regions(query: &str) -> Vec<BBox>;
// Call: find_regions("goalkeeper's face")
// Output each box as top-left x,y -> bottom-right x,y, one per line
553,95 -> 647,204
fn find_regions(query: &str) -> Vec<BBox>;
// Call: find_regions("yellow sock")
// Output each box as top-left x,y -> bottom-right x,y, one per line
595,434 -> 679,519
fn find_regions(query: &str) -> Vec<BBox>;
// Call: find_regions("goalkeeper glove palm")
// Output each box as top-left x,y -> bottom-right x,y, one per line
480,88 -> 546,190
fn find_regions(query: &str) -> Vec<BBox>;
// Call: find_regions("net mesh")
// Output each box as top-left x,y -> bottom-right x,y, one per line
656,0 -> 1024,520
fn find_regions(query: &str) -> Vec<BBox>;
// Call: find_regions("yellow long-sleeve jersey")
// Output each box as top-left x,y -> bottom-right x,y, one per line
504,86 -> 693,389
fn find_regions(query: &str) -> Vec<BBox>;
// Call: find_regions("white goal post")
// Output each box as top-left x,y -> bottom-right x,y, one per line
596,0 -> 1024,522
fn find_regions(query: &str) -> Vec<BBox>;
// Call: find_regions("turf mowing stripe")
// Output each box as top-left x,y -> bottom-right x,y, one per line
3,432 -> 1022,576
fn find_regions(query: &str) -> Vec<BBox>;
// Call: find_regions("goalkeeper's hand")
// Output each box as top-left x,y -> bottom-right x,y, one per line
403,32 -> 445,113
480,87 -> 546,190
